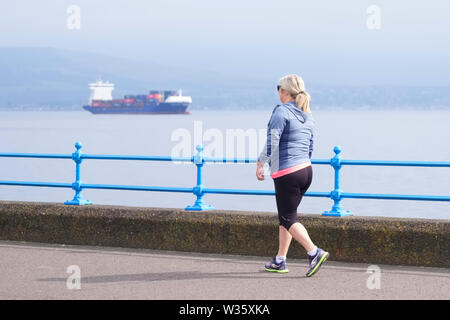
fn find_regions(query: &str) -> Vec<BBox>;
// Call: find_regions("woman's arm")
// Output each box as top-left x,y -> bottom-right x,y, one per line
256,159 -> 265,180
256,106 -> 288,178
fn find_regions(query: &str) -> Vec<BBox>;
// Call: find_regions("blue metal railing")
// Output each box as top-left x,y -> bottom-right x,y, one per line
0,142 -> 449,217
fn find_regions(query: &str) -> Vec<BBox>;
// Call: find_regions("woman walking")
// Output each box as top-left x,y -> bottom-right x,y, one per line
256,74 -> 329,277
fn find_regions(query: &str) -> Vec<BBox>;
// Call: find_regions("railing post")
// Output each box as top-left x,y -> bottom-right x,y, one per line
322,145 -> 353,217
185,144 -> 214,211
64,141 -> 92,205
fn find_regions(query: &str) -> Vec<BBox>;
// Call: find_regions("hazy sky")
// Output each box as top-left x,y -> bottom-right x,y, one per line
2,0 -> 450,86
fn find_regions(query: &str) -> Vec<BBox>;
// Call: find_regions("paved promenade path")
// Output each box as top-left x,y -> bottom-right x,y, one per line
0,241 -> 448,300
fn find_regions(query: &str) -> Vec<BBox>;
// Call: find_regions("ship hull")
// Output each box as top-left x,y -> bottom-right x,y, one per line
83,102 -> 190,114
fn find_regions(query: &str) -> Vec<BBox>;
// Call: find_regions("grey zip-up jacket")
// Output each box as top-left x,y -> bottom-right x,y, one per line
258,101 -> 314,175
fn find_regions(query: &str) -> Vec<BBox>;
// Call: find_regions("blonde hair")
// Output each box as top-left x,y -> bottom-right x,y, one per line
278,74 -> 311,114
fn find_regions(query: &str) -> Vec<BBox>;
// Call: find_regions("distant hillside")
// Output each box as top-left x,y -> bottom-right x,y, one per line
0,47 -> 449,109
0,46 -> 223,107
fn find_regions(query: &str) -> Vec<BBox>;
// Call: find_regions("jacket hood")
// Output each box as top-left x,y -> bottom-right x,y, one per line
280,101 -> 312,123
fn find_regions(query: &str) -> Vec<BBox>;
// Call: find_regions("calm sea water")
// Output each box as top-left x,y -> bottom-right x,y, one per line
0,109 -> 449,220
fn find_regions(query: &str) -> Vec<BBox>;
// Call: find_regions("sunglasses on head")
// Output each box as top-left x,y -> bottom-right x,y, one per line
277,85 -> 281,91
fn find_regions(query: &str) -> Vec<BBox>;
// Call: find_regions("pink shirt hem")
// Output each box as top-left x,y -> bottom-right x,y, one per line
270,161 -> 311,179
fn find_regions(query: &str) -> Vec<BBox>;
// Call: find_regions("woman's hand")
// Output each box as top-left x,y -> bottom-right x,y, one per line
256,161 -> 265,181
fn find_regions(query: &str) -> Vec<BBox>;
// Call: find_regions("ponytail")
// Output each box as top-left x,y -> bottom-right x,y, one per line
278,74 -> 312,115
295,91 -> 311,115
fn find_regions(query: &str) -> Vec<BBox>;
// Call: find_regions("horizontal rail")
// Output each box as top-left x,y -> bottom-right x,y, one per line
2,180 -> 448,202
82,184 -> 193,193
203,188 -> 330,198
341,192 -> 450,202
83,154 -> 193,162
341,160 -> 450,167
0,181 -> 72,188
2,152 -> 449,168
0,142 -> 449,216
0,153 -> 72,159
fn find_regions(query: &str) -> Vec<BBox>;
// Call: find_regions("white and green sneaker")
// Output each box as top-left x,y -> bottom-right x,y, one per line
264,257 -> 289,273
306,248 -> 329,277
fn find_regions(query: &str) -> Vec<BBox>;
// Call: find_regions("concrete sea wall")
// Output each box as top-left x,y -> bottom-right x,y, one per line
0,201 -> 448,267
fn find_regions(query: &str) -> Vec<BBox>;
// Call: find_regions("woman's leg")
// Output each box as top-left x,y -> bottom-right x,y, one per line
270,166 -> 328,276
277,166 -> 316,253
287,222 -> 316,253
277,225 -> 292,257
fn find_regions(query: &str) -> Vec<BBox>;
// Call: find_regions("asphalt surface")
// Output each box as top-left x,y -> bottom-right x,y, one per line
0,240 -> 448,300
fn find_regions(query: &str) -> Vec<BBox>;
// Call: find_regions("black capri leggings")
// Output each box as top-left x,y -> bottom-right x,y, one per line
273,165 -> 313,230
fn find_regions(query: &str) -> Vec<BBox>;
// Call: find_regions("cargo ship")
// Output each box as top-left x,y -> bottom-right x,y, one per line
82,79 -> 192,114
